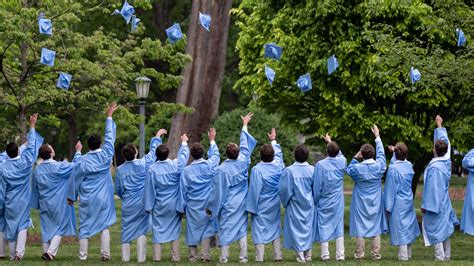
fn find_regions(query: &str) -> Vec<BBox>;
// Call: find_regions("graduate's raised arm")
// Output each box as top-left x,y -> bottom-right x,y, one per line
433,115 -> 451,160
102,102 -> 117,159
388,145 -> 396,164
207,128 -> 220,172
142,129 -> 165,166
21,113 -> 44,166
237,112 -> 257,164
462,149 -> 474,172
175,134 -> 190,172
269,128 -> 284,169
372,124 -> 386,173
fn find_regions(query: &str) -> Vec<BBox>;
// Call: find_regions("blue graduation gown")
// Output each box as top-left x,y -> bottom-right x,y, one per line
31,153 -> 81,243
144,144 -> 190,244
177,143 -> 220,246
279,162 -> 314,251
207,130 -> 257,246
115,137 -> 161,243
347,137 -> 387,238
71,118 -> 117,239
384,155 -> 420,245
0,128 -> 43,241
461,149 -> 474,236
312,151 -> 346,243
246,141 -> 284,245
422,127 -> 459,245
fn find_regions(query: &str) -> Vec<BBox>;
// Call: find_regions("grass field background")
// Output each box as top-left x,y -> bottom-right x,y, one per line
15,176 -> 473,265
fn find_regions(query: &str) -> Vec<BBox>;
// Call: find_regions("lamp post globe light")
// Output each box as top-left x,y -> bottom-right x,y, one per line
135,76 -> 151,158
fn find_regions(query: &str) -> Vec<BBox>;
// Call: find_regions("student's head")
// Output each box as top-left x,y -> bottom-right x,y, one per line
434,140 -> 448,157
122,144 -> 138,161
87,134 -> 101,151
39,144 -> 56,160
6,142 -> 19,158
294,144 -> 309,163
327,141 -> 340,158
360,143 -> 375,160
226,143 -> 239,160
260,144 -> 274,162
394,142 -> 408,161
156,144 -> 169,161
190,142 -> 204,160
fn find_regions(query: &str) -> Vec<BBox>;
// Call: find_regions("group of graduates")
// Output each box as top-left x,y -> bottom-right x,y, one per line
0,103 -> 473,263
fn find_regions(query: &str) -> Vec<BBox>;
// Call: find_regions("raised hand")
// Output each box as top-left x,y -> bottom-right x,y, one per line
75,141 -> 83,152
106,102 -> 118,117
208,128 -> 216,142
181,134 -> 189,143
241,112 -> 254,127
323,133 -> 332,143
156,129 -> 167,138
435,115 -> 443,128
354,150 -> 363,160
267,128 -> 276,141
30,113 -> 38,128
371,124 -> 380,138
387,145 -> 395,153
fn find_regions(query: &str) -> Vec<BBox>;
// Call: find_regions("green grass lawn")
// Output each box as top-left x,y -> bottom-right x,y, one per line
17,186 -> 472,265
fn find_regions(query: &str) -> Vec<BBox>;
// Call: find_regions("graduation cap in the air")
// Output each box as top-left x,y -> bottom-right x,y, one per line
111,0 -> 135,24
166,23 -> 183,44
56,72 -> 72,90
131,15 -> 140,32
327,54 -> 339,75
296,73 -> 312,92
38,14 -> 52,35
264,43 -> 283,60
199,12 -> 211,32
456,28 -> 466,47
40,48 -> 56,66
410,66 -> 421,84
265,64 -> 275,86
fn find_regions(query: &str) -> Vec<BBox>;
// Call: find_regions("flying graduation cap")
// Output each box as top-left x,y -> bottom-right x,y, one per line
410,66 -> 421,84
38,13 -> 52,35
56,72 -> 72,90
111,0 -> 135,24
166,23 -> 183,44
456,28 -> 466,47
40,48 -> 56,66
265,64 -> 275,85
327,54 -> 339,75
264,43 -> 283,60
131,15 -> 140,32
296,73 -> 312,92
199,12 -> 211,32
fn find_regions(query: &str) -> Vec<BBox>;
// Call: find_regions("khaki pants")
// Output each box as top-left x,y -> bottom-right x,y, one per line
121,235 -> 147,262
398,243 -> 412,261
220,236 -> 248,263
42,236 -> 62,257
188,237 -> 212,261
153,239 -> 180,262
78,229 -> 110,260
321,236 -> 345,261
254,237 -> 283,262
296,249 -> 312,262
354,235 -> 381,260
434,239 -> 451,261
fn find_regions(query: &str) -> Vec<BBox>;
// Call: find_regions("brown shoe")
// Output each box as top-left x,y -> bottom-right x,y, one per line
101,255 -> 110,262
42,253 -> 54,261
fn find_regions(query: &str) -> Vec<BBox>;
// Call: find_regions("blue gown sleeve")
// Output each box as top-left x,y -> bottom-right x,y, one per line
207,142 -> 220,174
421,167 -> 443,213
174,144 -> 190,173
101,118 -> 117,160
70,162 -> 85,201
390,153 -> 397,165
115,171 -> 124,199
141,137 -> 162,167
246,168 -> 263,214
434,127 -> 450,160
347,159 -> 361,181
375,137 -> 386,174
237,130 -> 257,166
207,170 -> 228,219
272,141 -> 285,169
462,149 -> 474,172
30,170 -> 40,209
384,168 -> 397,212
20,128 -> 44,166
176,171 -> 188,213
144,169 -> 156,213
279,169 -> 293,207
312,164 -> 323,206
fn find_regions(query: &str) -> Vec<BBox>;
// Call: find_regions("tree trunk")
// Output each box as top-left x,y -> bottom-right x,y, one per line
66,113 -> 78,160
411,152 -> 433,197
18,106 -> 27,143
151,0 -> 178,41
168,0 -> 233,156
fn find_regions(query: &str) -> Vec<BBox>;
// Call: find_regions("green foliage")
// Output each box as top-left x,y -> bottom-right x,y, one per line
206,107 -> 298,166
233,0 -> 473,165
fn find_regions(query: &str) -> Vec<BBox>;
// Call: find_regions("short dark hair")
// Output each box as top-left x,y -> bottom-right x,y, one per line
39,144 -> 53,160
190,142 -> 204,160
435,140 -> 448,157
327,141 -> 340,157
6,142 -> 19,158
260,144 -> 274,162
394,142 -> 408,161
87,134 -> 101,151
156,144 -> 169,161
226,143 -> 239,160
294,144 -> 309,163
122,144 -> 137,161
360,144 -> 375,160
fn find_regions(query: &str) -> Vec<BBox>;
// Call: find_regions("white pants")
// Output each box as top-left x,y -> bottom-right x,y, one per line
398,243 -> 413,261
188,237 -> 212,261
8,229 -> 27,259
434,239 -> 451,261
122,235 -> 146,262
78,229 -> 110,260
354,235 -> 381,260
255,238 -> 283,262
220,236 -> 248,263
1,232 -> 14,260
153,240 -> 180,262
296,249 -> 312,262
42,236 -> 62,257
321,236 -> 345,261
